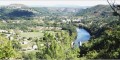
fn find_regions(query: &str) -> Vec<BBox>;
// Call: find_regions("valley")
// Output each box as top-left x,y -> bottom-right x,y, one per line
0,3 -> 120,60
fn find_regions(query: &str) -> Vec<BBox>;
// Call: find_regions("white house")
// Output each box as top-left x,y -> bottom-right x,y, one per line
62,20 -> 67,23
0,30 -> 8,33
6,34 -> 11,38
22,41 -> 28,44
2,20 -> 7,23
78,41 -> 82,46
32,45 -> 38,50
9,30 -> 15,34
71,42 -> 75,48
9,37 -> 14,40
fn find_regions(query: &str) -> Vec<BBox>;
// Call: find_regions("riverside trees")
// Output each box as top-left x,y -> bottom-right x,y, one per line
36,31 -> 79,60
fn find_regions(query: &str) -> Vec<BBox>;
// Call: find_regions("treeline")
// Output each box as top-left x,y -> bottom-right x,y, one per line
75,5 -> 120,59
0,6 -> 80,20
0,8 -> 35,20
79,20 -> 120,59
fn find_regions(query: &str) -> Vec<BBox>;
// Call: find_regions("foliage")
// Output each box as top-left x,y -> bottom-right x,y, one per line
0,34 -> 16,59
79,22 -> 120,59
36,31 -> 79,59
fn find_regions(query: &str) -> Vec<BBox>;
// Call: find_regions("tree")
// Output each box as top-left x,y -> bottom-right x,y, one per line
107,0 -> 120,19
12,40 -> 22,50
0,34 -> 16,59
36,31 -> 79,59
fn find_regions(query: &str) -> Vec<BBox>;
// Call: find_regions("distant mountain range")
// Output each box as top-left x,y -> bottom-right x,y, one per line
0,4 -> 112,20
0,4 -> 83,20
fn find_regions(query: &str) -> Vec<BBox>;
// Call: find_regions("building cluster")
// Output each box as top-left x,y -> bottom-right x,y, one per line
61,18 -> 83,23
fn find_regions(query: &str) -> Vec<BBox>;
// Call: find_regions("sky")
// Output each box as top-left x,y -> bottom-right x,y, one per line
0,0 -> 120,7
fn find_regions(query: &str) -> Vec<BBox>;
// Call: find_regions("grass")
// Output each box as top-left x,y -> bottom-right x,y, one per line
20,32 -> 44,38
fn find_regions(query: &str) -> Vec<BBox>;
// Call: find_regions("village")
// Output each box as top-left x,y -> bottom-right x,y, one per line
0,16 -> 84,53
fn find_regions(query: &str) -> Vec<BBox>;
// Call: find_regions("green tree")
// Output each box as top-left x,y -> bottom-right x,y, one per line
37,31 -> 79,60
0,35 -> 16,59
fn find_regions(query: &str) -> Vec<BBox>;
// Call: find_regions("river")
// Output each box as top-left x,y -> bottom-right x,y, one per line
74,28 -> 91,47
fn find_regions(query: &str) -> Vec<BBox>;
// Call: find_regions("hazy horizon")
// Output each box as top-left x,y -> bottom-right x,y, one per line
0,0 -> 120,7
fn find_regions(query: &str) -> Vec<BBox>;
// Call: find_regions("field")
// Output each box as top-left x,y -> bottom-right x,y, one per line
20,32 -> 44,38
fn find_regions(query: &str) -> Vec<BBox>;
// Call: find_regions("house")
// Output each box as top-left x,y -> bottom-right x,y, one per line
72,19 -> 81,23
0,30 -> 8,33
9,29 -> 15,34
9,37 -> 14,40
40,44 -> 44,47
2,20 -> 7,23
71,41 -> 82,48
6,34 -> 11,38
21,41 -> 28,44
67,19 -> 71,22
78,41 -> 82,46
71,42 -> 75,48
62,20 -> 67,23
19,30 -> 23,33
32,45 -> 38,50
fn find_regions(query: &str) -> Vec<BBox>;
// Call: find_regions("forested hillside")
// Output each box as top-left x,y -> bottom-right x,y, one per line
0,4 -> 81,20
76,5 -> 112,17
76,5 -> 119,37
75,5 -> 120,59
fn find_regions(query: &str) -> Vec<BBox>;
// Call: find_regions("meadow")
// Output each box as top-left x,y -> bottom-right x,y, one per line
20,32 -> 44,38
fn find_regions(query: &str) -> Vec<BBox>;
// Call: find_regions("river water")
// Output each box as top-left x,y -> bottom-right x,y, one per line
74,28 -> 91,47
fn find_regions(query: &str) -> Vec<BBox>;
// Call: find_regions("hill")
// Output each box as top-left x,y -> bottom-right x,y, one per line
0,4 -> 82,20
76,5 -> 113,17
75,5 -> 119,38
75,5 -> 120,59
